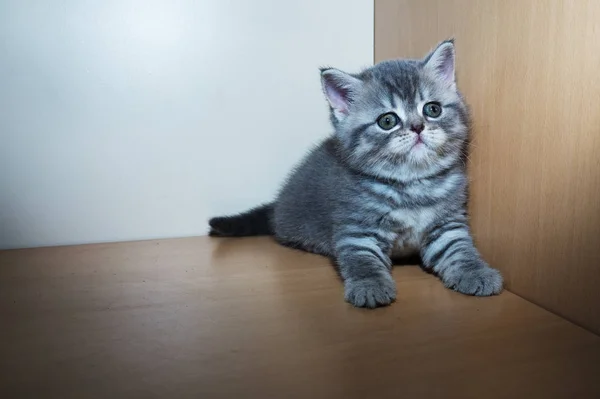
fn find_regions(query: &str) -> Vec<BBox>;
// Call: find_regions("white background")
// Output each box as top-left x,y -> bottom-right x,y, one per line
0,0 -> 373,249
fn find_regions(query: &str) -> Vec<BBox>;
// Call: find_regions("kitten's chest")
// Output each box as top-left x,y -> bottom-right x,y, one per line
388,207 -> 437,257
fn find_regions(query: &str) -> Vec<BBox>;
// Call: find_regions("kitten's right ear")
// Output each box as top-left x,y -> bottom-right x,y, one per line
320,68 -> 362,122
422,39 -> 456,88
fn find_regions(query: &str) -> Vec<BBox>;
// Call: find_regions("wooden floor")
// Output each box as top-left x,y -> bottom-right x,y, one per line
1,237 -> 599,399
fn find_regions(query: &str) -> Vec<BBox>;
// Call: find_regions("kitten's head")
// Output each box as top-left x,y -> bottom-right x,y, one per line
321,40 -> 469,182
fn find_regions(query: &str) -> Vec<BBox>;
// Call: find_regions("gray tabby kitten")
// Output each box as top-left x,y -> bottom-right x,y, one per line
209,40 -> 503,308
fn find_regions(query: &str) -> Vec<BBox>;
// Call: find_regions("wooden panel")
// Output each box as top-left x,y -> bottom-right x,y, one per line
375,0 -> 600,334
1,237 -> 600,398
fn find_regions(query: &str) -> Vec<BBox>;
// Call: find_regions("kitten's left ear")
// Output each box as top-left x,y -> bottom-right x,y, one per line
320,68 -> 362,122
423,39 -> 456,87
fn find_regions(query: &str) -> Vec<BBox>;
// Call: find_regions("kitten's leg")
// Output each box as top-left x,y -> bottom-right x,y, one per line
420,220 -> 503,296
275,236 -> 332,257
334,230 -> 396,308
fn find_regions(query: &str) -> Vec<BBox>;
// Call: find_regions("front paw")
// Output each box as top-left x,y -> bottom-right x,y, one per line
443,265 -> 503,296
344,274 -> 397,308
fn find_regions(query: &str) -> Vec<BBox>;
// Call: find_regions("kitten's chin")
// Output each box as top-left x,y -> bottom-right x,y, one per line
408,143 -> 436,164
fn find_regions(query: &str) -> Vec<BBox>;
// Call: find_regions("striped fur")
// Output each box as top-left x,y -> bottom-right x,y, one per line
209,40 -> 503,308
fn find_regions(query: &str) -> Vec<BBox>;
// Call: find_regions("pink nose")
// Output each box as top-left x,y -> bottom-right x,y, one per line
410,124 -> 424,134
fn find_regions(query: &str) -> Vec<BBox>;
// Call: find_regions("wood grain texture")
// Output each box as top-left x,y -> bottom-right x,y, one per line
1,237 -> 600,398
375,0 -> 600,334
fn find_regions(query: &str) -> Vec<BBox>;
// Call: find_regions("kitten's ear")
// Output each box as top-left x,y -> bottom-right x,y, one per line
320,68 -> 362,121
423,39 -> 456,87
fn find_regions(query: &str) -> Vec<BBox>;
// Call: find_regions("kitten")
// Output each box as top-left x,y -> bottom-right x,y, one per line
209,40 -> 503,308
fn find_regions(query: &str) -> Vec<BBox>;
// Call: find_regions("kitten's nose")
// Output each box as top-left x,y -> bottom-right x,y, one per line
410,123 -> 424,134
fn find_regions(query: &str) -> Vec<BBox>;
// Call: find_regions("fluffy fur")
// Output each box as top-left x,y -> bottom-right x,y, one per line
209,40 -> 503,308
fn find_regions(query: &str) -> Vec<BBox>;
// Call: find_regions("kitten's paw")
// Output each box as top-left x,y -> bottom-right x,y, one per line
443,266 -> 503,296
344,274 -> 397,308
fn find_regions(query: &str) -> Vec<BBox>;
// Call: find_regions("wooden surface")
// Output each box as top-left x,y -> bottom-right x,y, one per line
375,0 -> 600,334
1,237 -> 599,399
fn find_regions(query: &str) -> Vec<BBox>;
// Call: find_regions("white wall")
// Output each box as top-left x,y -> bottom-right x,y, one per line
0,0 -> 373,249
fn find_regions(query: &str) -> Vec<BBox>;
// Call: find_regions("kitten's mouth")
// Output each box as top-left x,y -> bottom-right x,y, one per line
412,136 -> 427,149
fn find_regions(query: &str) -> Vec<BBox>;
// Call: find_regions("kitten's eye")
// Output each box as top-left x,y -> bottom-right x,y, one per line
423,102 -> 442,118
376,112 -> 399,130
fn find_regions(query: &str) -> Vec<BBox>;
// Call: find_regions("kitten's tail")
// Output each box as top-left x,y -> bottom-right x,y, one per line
208,203 -> 274,237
